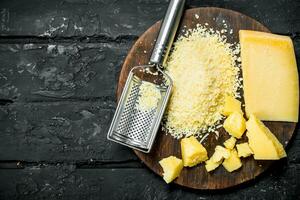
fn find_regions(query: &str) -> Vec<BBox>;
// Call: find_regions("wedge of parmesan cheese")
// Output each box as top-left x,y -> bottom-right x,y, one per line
240,30 -> 299,122
246,114 -> 287,160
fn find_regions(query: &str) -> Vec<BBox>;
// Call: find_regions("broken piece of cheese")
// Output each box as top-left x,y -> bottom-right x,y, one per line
239,30 -> 299,122
159,156 -> 183,183
205,159 -> 222,172
181,136 -> 208,167
211,145 -> 230,163
222,149 -> 242,172
224,137 -> 237,150
223,112 -> 246,139
236,142 -> 253,158
205,145 -> 229,172
246,114 -> 287,160
222,95 -> 243,116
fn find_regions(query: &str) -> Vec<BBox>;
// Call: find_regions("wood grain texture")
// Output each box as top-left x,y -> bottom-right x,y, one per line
117,7 -> 297,189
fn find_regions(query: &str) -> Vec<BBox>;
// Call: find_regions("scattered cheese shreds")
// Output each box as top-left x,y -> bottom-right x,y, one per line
137,81 -> 161,111
163,24 -> 241,139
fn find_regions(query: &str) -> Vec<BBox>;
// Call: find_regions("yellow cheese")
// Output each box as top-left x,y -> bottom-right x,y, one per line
180,136 -> 208,167
236,142 -> 253,158
223,137 -> 237,150
222,149 -> 242,172
222,95 -> 242,116
246,114 -> 287,160
239,30 -> 299,122
205,158 -> 222,172
210,145 -> 231,163
223,112 -> 246,139
138,81 -> 161,111
163,25 -> 241,139
159,156 -> 183,183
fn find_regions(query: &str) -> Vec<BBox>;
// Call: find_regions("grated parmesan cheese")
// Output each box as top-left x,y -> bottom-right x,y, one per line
137,81 -> 161,111
163,24 -> 241,139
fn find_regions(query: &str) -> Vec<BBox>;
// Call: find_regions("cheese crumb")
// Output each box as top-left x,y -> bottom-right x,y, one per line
137,81 -> 161,111
163,24 -> 241,139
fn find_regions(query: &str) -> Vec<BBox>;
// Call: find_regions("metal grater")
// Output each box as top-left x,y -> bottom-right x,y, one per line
107,0 -> 185,153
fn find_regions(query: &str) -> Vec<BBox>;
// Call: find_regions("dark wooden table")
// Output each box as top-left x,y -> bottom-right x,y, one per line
0,0 -> 299,199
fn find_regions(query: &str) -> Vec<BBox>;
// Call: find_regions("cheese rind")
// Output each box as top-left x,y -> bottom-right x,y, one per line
239,30 -> 299,122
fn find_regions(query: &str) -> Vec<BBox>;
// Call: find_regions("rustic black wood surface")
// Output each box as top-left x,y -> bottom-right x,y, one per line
0,0 -> 299,199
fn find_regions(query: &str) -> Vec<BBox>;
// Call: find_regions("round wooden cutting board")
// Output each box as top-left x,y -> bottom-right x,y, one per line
116,7 -> 297,189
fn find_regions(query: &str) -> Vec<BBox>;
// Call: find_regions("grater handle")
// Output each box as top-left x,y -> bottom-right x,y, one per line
149,0 -> 185,66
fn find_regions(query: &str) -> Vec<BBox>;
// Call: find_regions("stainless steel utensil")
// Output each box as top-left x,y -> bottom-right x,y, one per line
107,0 -> 185,153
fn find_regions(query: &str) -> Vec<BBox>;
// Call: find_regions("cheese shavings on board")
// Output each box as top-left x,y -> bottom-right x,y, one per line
163,24 -> 241,139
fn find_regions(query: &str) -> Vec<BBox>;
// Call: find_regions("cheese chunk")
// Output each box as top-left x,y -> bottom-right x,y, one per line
223,137 -> 237,150
239,30 -> 299,122
159,156 -> 183,183
205,159 -> 222,172
223,112 -> 246,139
246,114 -> 287,160
180,136 -> 208,167
211,145 -> 230,163
222,95 -> 243,116
236,142 -> 253,158
222,149 -> 242,172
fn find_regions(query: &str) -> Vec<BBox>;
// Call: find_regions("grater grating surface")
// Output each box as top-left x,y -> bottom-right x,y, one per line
107,66 -> 172,152
116,77 -> 157,145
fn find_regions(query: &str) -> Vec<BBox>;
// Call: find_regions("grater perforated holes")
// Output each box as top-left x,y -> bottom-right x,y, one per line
116,79 -> 157,145
126,108 -> 156,143
116,81 -> 140,137
108,65 -> 173,153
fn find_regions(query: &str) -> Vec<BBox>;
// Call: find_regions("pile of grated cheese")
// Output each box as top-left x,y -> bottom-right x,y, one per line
163,24 -> 242,139
137,81 -> 161,111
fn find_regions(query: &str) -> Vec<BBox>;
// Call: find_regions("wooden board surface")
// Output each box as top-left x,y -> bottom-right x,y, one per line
116,7 -> 297,189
